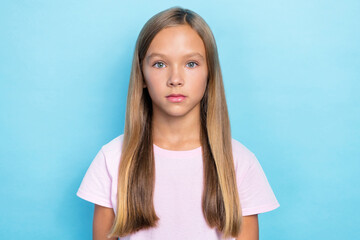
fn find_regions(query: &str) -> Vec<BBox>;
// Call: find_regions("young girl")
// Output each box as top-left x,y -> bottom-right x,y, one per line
77,6 -> 279,240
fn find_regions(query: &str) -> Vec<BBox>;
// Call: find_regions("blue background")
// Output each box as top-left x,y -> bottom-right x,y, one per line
1,0 -> 359,239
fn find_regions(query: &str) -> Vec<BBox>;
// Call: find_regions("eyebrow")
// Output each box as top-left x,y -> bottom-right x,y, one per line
146,52 -> 205,62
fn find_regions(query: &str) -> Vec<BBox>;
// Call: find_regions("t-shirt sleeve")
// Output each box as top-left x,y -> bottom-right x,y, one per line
76,147 -> 113,208
237,153 -> 280,216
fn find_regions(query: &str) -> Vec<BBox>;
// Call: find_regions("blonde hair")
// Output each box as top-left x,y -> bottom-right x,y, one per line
108,6 -> 242,239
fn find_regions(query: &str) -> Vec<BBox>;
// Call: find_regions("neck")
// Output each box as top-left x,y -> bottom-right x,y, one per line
151,106 -> 201,151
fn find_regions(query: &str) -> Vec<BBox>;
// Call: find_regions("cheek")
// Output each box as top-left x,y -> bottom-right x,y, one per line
143,65 -> 164,83
143,73 -> 165,102
143,68 -> 160,91
188,71 -> 208,95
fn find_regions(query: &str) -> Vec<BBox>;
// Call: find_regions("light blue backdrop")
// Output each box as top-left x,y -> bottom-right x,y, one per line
1,0 -> 359,239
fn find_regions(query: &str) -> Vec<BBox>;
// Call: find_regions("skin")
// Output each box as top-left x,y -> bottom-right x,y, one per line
142,24 -> 208,150
93,205 -> 117,240
237,215 -> 259,240
93,25 -> 259,240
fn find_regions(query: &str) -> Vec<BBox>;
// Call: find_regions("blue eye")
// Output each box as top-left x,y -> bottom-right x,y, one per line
186,62 -> 198,68
153,62 -> 166,68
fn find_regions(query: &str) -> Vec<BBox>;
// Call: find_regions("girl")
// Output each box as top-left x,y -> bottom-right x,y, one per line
77,6 -> 280,240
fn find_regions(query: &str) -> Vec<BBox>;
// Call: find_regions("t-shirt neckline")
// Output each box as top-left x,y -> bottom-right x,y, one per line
153,143 -> 202,159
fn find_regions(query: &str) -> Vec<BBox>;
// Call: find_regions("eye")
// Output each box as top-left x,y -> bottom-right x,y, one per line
153,61 -> 166,68
186,61 -> 198,68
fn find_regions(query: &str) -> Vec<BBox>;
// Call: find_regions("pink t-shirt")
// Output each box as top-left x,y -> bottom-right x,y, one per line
76,134 -> 280,239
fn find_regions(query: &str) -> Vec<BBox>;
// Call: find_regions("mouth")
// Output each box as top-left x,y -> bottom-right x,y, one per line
166,94 -> 186,103
166,94 -> 186,97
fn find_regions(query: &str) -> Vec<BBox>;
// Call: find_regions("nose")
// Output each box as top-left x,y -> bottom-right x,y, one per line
167,65 -> 184,87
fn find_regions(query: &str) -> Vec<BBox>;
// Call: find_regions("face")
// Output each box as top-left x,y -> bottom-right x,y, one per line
141,24 -> 208,119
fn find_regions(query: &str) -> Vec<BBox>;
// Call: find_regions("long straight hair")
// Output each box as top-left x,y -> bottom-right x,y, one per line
108,6 -> 242,239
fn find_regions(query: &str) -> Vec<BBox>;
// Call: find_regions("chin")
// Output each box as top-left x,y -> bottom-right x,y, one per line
153,103 -> 199,118
159,106 -> 191,117
165,110 -> 188,118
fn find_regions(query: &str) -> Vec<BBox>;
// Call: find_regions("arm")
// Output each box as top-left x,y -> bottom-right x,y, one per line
93,204 -> 118,240
236,214 -> 259,240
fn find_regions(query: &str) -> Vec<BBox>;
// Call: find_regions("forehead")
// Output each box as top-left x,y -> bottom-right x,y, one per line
145,25 -> 206,59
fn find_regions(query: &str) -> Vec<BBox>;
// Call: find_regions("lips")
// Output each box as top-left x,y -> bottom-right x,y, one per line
166,94 -> 185,97
166,94 -> 186,103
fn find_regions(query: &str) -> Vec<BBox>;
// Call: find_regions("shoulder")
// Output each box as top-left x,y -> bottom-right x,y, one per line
231,138 -> 255,158
101,133 -> 124,154
231,138 -> 257,171
98,134 -> 125,175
